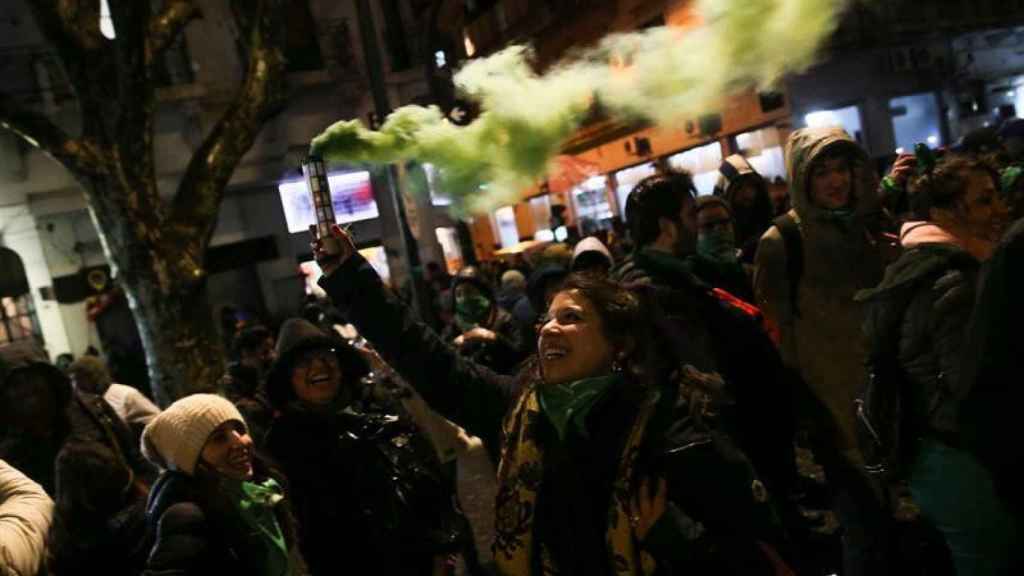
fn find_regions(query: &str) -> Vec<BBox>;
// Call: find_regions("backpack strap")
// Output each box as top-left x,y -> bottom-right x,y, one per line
773,214 -> 804,318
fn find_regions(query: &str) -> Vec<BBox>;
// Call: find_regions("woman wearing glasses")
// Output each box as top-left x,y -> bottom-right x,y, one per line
262,318 -> 461,576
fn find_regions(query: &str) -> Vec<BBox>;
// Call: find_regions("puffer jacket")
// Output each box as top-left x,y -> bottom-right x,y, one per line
0,460 -> 53,576
857,223 -> 979,451
754,127 -> 885,457
143,463 -> 306,576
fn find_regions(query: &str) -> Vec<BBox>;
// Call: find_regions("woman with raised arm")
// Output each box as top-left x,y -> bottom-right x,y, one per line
314,225 -> 791,576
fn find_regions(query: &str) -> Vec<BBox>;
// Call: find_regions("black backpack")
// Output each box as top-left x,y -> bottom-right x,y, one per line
854,258 -> 969,482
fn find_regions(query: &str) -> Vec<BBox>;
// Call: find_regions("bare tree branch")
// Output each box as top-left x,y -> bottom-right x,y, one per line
168,0 -> 288,252
25,0 -> 106,61
147,0 -> 201,66
0,92 -> 107,175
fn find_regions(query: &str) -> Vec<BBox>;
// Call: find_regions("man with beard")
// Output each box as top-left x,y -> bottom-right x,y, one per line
715,155 -> 776,263
613,172 -> 799,519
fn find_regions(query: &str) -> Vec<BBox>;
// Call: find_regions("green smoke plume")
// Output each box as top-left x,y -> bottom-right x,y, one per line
311,0 -> 846,215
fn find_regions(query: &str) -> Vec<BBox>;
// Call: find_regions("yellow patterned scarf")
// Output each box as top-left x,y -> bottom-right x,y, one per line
493,385 -> 659,576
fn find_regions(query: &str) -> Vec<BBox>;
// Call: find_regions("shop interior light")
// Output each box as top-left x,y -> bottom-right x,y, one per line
926,135 -> 939,145
804,110 -> 838,128
99,0 -> 116,39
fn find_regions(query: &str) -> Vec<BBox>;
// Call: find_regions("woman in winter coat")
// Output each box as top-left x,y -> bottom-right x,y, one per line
141,394 -> 306,576
314,225 -> 791,576
856,155 -> 1018,575
262,318 -> 464,576
47,441 -> 150,576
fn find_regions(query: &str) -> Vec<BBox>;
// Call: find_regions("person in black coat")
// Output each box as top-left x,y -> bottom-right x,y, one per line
47,440 -> 151,576
313,224 -> 793,576
442,266 -> 527,375
0,341 -> 152,496
141,393 -> 306,576
263,318 -> 463,576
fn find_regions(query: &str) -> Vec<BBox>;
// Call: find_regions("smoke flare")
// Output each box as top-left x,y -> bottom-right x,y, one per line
311,0 -> 845,215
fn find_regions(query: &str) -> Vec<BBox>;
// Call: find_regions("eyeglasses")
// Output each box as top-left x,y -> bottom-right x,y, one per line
294,347 -> 338,367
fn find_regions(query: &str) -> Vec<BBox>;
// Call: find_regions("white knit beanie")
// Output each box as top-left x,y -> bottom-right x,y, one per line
141,394 -> 246,476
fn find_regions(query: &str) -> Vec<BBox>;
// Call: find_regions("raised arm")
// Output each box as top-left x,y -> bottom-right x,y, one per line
316,228 -> 518,458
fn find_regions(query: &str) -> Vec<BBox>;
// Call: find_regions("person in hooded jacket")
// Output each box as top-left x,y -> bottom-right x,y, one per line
571,236 -> 615,276
856,156 -> 1018,575
754,127 -> 888,575
1,459 -> 52,576
442,266 -> 527,376
262,318 -> 462,576
0,341 -> 151,496
686,196 -> 755,303
47,440 -> 150,576
142,394 -> 306,576
714,155 -> 776,263
313,223 -> 795,576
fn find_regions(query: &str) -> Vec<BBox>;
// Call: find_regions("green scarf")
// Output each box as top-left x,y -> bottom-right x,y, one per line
821,207 -> 855,227
455,293 -> 492,332
232,478 -> 290,576
635,247 -> 694,281
537,374 -> 619,440
697,230 -> 738,263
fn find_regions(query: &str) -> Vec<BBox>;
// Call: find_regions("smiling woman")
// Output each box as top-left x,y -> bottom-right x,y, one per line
140,394 -> 305,576
317,224 -> 794,575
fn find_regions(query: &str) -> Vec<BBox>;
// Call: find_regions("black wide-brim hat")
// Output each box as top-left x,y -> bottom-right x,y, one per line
265,318 -> 370,410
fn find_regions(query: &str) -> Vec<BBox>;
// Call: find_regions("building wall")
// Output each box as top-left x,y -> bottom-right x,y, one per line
0,0 -> 448,359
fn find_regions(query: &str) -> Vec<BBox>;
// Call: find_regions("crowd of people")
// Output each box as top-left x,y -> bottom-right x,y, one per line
2,122 -> 1023,576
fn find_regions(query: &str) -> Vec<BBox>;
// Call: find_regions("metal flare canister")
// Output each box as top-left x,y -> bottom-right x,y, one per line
302,155 -> 343,261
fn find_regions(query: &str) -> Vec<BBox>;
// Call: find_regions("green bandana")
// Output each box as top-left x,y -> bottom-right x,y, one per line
821,207 -> 855,227
537,374 -> 619,441
697,230 -> 738,263
455,293 -> 492,332
1001,166 -> 1023,197
636,248 -> 694,280
232,478 -> 289,576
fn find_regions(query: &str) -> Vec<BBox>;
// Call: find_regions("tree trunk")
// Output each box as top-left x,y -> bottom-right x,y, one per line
84,179 -> 223,407
127,272 -> 223,407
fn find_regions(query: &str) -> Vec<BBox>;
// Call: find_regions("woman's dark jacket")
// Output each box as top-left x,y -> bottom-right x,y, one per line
263,407 -> 463,576
858,243 -> 980,454
142,463 -> 305,576
48,498 -> 150,576
321,254 -> 788,575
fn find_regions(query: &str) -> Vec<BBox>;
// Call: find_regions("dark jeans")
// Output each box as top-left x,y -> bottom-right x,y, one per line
910,439 -> 1020,576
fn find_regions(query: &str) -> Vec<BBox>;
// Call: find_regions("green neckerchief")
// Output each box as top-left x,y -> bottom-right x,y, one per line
1001,165 -> 1023,197
635,247 -> 694,282
231,478 -> 289,576
820,207 -> 855,227
537,374 -> 620,441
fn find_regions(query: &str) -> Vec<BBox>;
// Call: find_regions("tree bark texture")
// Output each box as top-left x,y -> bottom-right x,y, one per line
2,0 -> 288,405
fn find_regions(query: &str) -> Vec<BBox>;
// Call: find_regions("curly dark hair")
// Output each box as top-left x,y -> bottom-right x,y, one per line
910,155 -> 1000,219
522,272 -> 655,388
